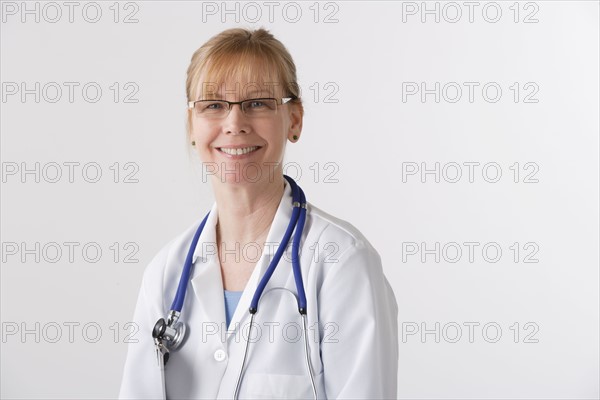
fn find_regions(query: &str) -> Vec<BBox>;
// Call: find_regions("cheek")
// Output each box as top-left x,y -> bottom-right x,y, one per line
271,117 -> 289,140
190,119 -> 203,136
264,127 -> 286,148
190,120 -> 216,141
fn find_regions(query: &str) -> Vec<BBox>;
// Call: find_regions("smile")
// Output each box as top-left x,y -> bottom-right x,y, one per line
217,146 -> 261,156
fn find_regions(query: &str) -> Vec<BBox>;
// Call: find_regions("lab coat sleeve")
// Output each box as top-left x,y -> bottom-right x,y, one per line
118,245 -> 170,400
318,239 -> 398,399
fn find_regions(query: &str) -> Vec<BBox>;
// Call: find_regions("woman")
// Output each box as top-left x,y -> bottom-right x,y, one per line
119,27 -> 398,399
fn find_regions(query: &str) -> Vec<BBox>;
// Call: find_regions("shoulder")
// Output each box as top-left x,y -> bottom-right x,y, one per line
306,202 -> 381,265
306,204 -> 395,318
140,218 -> 204,287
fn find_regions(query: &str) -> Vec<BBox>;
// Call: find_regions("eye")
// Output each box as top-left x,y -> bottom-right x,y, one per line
245,99 -> 277,111
204,102 -> 224,110
247,100 -> 266,109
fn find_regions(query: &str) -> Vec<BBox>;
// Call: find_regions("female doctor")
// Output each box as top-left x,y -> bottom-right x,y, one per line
119,27 -> 398,400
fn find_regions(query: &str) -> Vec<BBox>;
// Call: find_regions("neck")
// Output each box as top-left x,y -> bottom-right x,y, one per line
212,175 -> 285,244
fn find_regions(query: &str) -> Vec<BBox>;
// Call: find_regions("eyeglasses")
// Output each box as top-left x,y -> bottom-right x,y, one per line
188,97 -> 295,118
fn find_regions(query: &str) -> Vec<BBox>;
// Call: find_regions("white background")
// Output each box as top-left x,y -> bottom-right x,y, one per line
1,1 -> 598,398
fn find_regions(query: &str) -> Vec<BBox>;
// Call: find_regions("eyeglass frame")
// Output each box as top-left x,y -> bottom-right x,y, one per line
187,97 -> 297,118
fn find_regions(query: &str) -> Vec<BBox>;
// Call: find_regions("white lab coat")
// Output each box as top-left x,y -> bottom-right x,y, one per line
119,182 -> 398,399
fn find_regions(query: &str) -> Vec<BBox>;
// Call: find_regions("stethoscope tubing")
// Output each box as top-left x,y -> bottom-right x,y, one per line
291,179 -> 308,313
249,175 -> 307,314
170,211 -> 210,312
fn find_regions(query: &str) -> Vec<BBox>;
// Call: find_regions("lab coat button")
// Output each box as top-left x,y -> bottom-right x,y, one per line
214,349 -> 227,362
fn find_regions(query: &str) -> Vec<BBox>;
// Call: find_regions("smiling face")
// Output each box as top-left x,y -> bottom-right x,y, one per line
188,62 -> 303,186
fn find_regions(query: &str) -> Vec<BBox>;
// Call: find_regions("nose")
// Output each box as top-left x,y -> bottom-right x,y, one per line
223,103 -> 250,135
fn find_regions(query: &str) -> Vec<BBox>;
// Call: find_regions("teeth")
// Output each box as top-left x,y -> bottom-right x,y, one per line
220,146 -> 258,155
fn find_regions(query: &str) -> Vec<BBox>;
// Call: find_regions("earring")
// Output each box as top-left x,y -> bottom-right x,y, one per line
292,135 -> 298,141
191,141 -> 195,146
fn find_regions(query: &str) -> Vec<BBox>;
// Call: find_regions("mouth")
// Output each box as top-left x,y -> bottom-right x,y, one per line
216,146 -> 262,157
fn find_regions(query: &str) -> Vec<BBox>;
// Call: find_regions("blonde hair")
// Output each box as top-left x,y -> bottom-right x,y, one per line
185,28 -> 303,140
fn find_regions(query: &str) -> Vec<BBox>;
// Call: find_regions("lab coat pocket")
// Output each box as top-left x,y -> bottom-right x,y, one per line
244,372 -> 318,399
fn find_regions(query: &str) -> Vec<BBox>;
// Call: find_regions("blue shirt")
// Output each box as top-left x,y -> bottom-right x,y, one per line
223,290 -> 243,328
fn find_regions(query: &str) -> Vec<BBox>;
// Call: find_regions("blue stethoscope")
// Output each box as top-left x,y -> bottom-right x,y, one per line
152,175 -> 317,400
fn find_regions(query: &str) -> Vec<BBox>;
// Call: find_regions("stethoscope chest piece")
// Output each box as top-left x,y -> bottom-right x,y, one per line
153,312 -> 186,366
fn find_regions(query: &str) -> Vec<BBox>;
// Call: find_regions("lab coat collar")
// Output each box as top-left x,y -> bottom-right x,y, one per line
189,181 -> 294,341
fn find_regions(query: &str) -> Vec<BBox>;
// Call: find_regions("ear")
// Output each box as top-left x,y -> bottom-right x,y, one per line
287,102 -> 303,142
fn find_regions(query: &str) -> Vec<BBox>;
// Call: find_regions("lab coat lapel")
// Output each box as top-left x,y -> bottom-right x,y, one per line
225,181 -> 294,341
190,203 -> 226,333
